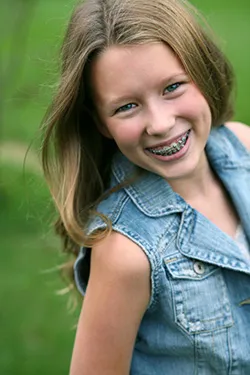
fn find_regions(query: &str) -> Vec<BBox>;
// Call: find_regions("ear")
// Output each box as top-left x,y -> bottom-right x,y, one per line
94,114 -> 113,139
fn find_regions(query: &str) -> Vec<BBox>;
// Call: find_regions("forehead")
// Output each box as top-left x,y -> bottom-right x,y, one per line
90,43 -> 185,103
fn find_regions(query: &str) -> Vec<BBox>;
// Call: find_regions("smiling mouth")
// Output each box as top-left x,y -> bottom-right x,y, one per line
147,130 -> 191,156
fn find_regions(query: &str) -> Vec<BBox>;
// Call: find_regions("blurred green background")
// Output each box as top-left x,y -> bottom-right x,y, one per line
1,0 -> 250,374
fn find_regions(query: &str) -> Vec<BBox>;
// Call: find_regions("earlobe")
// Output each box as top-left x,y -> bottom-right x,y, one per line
94,114 -> 113,139
98,124 -> 113,139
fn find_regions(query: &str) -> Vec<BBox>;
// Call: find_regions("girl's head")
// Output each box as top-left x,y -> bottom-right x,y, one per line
42,0 -> 234,247
63,0 -> 234,123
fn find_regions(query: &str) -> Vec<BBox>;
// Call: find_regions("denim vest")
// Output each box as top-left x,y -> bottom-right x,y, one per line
74,125 -> 250,375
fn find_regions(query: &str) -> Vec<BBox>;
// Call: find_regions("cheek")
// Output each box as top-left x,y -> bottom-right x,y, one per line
177,92 -> 211,124
107,119 -> 142,146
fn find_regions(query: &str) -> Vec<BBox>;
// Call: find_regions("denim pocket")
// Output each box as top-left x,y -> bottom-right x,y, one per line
165,256 -> 233,334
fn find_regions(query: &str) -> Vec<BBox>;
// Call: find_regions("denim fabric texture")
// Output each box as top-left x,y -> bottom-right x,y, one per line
74,125 -> 250,374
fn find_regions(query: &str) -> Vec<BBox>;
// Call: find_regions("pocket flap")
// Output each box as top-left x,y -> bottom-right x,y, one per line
165,257 -> 217,280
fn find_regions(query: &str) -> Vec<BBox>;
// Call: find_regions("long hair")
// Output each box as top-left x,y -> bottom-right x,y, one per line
41,0 -> 234,263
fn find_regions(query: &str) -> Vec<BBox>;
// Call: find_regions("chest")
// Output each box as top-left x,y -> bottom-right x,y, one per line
188,187 -> 239,239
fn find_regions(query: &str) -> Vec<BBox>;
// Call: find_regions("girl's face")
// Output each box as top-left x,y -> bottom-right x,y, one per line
91,42 -> 212,182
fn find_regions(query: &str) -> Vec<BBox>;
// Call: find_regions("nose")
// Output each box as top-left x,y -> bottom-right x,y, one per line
145,104 -> 175,136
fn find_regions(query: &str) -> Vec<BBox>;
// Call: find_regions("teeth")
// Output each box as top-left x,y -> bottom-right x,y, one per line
148,130 -> 190,156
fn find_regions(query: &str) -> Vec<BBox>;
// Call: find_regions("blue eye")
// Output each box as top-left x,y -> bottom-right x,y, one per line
116,103 -> 136,114
164,82 -> 181,93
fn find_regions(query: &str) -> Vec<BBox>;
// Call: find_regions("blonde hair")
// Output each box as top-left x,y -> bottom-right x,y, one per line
41,0 -> 234,262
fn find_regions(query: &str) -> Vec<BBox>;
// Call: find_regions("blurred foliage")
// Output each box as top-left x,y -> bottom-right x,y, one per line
0,0 -> 250,374
1,1 -> 79,374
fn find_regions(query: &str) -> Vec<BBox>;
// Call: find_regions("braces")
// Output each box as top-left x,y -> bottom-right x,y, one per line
149,130 -> 190,156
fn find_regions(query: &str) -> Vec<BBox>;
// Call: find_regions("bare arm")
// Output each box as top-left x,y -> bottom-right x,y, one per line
225,121 -> 250,150
70,231 -> 151,375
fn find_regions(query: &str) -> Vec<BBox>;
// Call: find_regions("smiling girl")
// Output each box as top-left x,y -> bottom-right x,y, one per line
42,0 -> 250,374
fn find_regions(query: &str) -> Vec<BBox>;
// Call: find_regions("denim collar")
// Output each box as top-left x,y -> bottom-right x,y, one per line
112,151 -> 187,217
206,125 -> 250,169
178,205 -> 250,273
111,125 -> 250,222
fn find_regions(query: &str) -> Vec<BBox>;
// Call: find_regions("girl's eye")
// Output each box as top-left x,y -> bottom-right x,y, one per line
115,103 -> 137,114
164,82 -> 181,93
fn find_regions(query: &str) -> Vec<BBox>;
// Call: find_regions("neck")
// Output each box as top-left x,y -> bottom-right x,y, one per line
168,153 -> 218,205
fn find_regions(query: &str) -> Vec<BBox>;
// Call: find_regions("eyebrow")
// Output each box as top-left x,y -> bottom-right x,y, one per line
104,73 -> 188,110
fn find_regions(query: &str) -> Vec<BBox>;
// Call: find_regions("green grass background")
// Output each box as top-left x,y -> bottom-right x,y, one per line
1,0 -> 250,374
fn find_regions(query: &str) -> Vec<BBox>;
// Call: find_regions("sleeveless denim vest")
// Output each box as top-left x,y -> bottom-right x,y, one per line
74,125 -> 250,375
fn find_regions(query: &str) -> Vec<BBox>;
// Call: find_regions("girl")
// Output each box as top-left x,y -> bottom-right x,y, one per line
42,0 -> 250,374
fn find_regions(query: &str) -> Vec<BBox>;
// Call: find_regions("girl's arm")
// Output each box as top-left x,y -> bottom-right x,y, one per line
70,231 -> 151,375
225,121 -> 250,150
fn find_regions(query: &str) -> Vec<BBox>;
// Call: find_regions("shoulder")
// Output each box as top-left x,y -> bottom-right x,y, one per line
70,231 -> 151,375
91,231 -> 151,279
225,121 -> 250,150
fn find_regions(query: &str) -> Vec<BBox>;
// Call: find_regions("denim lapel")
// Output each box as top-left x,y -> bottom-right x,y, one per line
206,125 -> 250,245
177,125 -> 250,273
178,206 -> 250,275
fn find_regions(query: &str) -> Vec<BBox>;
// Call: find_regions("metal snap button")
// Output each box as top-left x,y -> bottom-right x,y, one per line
193,261 -> 205,275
